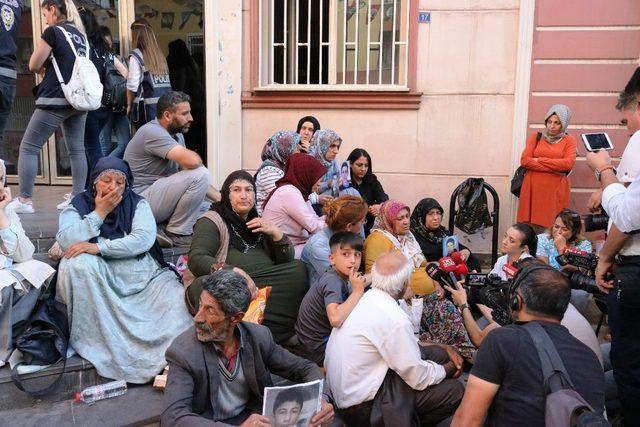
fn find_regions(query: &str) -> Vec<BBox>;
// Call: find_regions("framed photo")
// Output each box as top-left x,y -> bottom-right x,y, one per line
263,380 -> 323,427
442,235 -> 459,257
339,160 -> 351,190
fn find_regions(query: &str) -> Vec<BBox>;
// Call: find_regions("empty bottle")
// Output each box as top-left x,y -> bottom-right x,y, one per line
75,380 -> 127,404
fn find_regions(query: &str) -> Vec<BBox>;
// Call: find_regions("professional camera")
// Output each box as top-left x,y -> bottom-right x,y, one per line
583,211 -> 609,232
555,248 -> 599,271
465,273 -> 513,326
555,249 -> 607,296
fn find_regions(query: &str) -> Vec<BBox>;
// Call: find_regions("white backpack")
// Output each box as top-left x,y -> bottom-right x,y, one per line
50,26 -> 103,111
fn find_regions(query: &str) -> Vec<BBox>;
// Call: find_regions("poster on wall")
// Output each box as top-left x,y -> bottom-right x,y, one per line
161,12 -> 174,29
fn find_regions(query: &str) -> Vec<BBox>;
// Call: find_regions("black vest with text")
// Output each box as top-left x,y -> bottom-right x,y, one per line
0,0 -> 22,79
129,49 -> 171,126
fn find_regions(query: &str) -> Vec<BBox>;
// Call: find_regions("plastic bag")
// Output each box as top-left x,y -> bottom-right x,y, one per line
243,287 -> 272,324
454,178 -> 493,234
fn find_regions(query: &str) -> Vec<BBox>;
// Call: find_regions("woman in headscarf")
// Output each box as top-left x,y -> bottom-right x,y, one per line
187,170 -> 308,344
296,115 -> 321,153
56,157 -> 192,383
255,131 -> 300,215
364,200 -> 476,362
262,153 -> 328,258
410,198 -> 481,272
308,129 -> 361,214
517,104 -> 577,229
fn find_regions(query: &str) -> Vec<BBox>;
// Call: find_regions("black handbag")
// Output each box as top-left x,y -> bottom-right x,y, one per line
511,132 -> 542,197
10,270 -> 70,397
454,178 -> 493,235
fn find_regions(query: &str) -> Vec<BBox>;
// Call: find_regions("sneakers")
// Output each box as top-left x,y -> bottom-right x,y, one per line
9,197 -> 34,214
56,193 -> 72,210
156,226 -> 192,248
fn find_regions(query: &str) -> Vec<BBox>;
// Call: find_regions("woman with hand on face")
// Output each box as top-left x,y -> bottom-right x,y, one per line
255,131 -> 300,215
56,157 -> 192,383
262,153 -> 328,258
188,170 -> 308,344
517,104 -> 577,230
410,198 -> 481,272
537,208 -> 592,269
364,201 -> 475,361
308,129 -> 361,213
347,148 -> 388,235
296,116 -> 320,154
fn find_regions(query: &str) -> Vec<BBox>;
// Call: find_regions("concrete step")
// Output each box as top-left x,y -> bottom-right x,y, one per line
0,355 -> 101,411
0,383 -> 163,427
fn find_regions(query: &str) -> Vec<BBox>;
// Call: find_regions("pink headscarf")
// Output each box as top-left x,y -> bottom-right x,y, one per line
372,200 -> 425,268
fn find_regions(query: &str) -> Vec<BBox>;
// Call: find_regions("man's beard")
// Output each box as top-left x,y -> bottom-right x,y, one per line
195,322 -> 228,343
169,120 -> 190,135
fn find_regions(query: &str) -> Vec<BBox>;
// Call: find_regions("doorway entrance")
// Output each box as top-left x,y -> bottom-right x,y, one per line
5,0 -> 206,184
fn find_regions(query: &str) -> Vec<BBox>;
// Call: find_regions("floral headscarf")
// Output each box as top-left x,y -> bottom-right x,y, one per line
372,200 -> 426,268
542,104 -> 572,144
258,130 -> 300,172
309,129 -> 342,168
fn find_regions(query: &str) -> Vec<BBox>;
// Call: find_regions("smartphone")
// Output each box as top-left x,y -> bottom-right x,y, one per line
581,132 -> 614,152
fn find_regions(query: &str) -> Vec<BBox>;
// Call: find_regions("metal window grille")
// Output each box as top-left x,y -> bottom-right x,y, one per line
259,0 -> 410,89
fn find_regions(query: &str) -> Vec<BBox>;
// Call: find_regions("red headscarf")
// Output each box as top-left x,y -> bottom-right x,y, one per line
263,153 -> 327,209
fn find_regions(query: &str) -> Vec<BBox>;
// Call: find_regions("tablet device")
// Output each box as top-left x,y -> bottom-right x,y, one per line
581,132 -> 614,152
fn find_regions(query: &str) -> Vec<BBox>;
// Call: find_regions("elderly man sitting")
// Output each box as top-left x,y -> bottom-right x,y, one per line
324,251 -> 465,426
161,269 -> 334,426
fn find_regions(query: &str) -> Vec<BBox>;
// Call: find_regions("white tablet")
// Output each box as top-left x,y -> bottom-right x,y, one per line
581,132 -> 614,152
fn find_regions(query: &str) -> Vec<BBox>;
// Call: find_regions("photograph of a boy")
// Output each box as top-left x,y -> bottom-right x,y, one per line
295,231 -> 366,365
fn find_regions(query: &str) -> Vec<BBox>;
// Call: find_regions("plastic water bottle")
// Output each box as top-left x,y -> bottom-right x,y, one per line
75,380 -> 127,404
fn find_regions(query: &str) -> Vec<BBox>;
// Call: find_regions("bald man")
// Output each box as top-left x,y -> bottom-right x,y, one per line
324,251 -> 464,426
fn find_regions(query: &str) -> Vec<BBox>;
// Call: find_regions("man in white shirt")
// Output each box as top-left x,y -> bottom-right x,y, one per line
586,66 -> 640,425
324,251 -> 464,426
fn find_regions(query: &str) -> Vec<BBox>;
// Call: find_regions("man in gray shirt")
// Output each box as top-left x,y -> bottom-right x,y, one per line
125,91 -> 218,247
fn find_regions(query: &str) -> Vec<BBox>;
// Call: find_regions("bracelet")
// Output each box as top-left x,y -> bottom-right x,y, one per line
459,303 -> 469,313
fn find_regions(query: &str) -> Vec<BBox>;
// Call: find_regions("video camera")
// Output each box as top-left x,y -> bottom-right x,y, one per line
583,211 -> 609,232
464,272 -> 514,326
554,248 -> 605,295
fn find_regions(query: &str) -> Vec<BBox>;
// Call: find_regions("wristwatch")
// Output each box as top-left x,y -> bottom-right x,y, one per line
459,303 -> 470,313
595,165 -> 617,182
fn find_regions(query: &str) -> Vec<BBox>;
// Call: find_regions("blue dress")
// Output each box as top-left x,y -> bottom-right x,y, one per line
56,200 -> 192,383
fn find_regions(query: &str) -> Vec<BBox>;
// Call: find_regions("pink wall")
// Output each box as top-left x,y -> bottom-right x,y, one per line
527,0 -> 640,217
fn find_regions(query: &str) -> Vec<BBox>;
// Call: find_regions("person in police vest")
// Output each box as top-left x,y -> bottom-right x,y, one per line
11,0 -> 89,214
0,0 -> 22,161
126,18 -> 171,130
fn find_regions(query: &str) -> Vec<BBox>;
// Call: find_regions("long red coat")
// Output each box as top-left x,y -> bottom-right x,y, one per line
516,133 -> 577,228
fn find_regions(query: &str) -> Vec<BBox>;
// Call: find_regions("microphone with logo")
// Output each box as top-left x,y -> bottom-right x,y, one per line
426,262 -> 458,290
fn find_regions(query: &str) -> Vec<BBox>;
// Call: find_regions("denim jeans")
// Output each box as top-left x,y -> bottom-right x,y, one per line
84,109 -> 110,187
608,261 -> 640,426
99,111 -> 131,158
18,108 -> 87,198
0,76 -> 17,159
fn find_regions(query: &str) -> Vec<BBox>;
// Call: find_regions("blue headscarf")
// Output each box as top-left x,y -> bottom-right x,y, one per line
71,157 -> 142,242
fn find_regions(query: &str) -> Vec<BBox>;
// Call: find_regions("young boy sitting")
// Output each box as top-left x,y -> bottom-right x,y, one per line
295,231 -> 367,366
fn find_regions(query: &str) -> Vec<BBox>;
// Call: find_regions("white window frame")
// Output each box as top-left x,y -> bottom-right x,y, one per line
257,0 -> 411,91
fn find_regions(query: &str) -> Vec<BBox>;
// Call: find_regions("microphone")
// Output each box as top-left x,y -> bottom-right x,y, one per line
502,264 -> 518,280
439,257 -> 460,286
450,251 -> 465,264
427,262 -> 457,289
